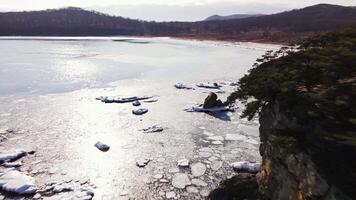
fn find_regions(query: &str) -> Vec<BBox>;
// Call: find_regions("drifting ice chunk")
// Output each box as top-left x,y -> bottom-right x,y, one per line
96,96 -> 153,103
132,108 -> 148,115
231,161 -> 261,173
174,83 -> 193,90
196,82 -> 221,89
95,142 -> 110,152
132,100 -> 141,106
0,170 -> 38,194
185,104 -> 234,113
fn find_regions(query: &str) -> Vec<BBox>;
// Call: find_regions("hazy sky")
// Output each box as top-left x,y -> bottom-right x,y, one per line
0,0 -> 354,21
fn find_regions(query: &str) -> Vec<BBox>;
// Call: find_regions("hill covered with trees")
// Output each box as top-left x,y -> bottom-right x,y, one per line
0,4 -> 356,43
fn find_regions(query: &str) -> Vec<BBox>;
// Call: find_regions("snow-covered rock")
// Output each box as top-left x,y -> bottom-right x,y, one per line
132,100 -> 141,106
231,161 -> 261,173
132,108 -> 148,115
177,159 -> 189,167
2,161 -> 22,168
0,170 -> 37,194
196,82 -> 221,89
136,159 -> 151,167
174,83 -> 193,90
0,149 -> 27,162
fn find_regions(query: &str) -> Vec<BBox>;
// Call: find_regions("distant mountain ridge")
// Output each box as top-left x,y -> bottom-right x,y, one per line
0,4 -> 356,43
204,14 -> 264,21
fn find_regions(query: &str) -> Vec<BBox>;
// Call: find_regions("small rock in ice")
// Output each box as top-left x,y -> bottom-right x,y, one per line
165,191 -> 176,199
132,108 -> 148,115
186,186 -> 199,193
231,161 -> 261,173
177,159 -> 189,167
0,170 -> 38,194
132,100 -> 141,106
94,142 -> 110,152
172,173 -> 191,189
136,159 -> 151,168
191,163 -> 206,177
191,179 -> 208,187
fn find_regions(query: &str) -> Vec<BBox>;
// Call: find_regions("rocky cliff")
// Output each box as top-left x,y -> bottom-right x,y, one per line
213,28 -> 356,200
257,101 -> 351,200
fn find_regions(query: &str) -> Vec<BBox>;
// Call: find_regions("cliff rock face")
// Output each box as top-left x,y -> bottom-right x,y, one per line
257,101 -> 350,200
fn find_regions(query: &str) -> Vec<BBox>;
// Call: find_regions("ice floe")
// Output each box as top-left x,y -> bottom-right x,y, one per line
0,170 -> 38,194
94,142 -> 110,152
191,179 -> 208,187
172,173 -> 191,189
231,161 -> 261,173
191,163 -> 206,177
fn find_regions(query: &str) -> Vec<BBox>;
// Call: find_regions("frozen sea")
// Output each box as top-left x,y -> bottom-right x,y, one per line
0,37 -> 280,199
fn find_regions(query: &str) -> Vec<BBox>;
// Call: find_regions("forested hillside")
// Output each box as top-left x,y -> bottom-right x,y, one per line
1,4 -> 356,43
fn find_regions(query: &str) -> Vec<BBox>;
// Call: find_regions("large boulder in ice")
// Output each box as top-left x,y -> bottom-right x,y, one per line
0,170 -> 38,194
203,92 -> 224,109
